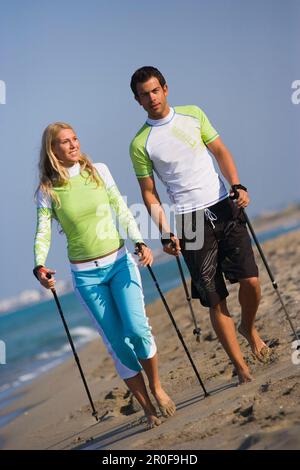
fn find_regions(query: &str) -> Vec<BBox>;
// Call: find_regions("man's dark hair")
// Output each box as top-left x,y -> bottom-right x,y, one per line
130,66 -> 166,98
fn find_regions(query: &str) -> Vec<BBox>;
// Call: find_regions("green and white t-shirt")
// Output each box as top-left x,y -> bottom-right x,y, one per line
34,163 -> 143,266
130,105 -> 228,214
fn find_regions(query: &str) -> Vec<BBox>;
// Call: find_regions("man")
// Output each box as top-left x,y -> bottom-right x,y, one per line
129,66 -> 270,384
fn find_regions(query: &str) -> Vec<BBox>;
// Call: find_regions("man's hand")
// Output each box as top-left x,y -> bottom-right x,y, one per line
162,235 -> 181,257
229,188 -> 250,208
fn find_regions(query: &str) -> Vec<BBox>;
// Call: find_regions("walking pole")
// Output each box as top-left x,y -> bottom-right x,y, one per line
175,255 -> 201,342
146,265 -> 209,397
46,273 -> 99,421
230,189 -> 300,346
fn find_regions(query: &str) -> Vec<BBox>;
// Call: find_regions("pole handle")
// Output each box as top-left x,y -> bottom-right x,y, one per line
229,187 -> 239,200
45,272 -> 57,292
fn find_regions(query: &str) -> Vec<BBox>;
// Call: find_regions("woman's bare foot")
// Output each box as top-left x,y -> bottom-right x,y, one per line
238,324 -> 272,363
145,414 -> 162,430
236,367 -> 252,385
144,404 -> 162,429
151,388 -> 176,417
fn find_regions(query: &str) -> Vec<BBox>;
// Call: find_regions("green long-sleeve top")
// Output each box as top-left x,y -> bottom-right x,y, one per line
34,162 -> 144,266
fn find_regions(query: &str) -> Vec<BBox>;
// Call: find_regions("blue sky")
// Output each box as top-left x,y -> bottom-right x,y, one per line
0,0 -> 299,300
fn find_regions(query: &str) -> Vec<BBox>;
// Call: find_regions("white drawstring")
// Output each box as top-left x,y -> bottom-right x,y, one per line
204,208 -> 218,229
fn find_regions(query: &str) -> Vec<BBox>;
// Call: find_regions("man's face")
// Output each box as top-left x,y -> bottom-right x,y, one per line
135,77 -> 169,119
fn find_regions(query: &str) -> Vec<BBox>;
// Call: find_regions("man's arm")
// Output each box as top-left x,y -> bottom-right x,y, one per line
207,136 -> 249,208
138,175 -> 181,255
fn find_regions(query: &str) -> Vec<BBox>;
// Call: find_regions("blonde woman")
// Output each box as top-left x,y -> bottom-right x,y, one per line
33,122 -> 175,428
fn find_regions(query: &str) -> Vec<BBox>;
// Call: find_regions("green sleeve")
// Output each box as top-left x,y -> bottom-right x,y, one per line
107,185 -> 144,244
198,108 -> 219,144
34,207 -> 52,267
130,124 -> 153,179
175,105 -> 219,145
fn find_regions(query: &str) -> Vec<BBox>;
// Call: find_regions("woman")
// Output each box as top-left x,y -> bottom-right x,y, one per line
33,122 -> 175,428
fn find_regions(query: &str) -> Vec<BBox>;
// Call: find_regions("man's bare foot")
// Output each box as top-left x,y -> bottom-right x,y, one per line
151,388 -> 176,417
238,324 -> 272,363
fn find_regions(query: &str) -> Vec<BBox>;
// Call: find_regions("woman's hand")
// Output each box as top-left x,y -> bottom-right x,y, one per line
37,267 -> 56,289
135,244 -> 153,267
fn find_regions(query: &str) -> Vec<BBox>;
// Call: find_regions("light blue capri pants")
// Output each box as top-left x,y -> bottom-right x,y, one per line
72,252 -> 157,379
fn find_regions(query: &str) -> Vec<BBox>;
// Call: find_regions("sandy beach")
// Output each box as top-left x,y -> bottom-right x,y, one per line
1,227 -> 300,450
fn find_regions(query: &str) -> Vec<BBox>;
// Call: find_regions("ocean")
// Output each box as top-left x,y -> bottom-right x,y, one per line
1,221 -> 300,412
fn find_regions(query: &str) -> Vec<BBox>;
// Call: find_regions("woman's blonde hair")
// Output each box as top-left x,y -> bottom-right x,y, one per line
36,122 -> 101,208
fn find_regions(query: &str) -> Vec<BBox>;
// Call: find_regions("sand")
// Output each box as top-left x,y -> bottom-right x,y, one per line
1,229 -> 300,450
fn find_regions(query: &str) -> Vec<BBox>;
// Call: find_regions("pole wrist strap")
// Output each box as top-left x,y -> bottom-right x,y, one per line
33,265 -> 45,280
135,242 -> 147,253
161,232 -> 175,246
231,184 -> 247,192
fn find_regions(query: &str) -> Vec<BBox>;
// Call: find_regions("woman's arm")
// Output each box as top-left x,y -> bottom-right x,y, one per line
107,184 -> 144,244
34,207 -> 52,267
137,175 -> 181,256
94,163 -> 144,244
107,185 -> 153,266
33,191 -> 56,288
95,163 -> 153,266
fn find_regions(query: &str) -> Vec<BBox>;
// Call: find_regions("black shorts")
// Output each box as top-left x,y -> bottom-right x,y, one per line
178,197 -> 259,308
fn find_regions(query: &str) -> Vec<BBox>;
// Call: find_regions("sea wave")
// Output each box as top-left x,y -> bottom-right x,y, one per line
0,327 -> 98,401
35,326 -> 98,360
0,359 -> 63,397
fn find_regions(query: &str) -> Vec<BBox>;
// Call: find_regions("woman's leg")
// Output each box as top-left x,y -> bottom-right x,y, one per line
75,281 -> 161,427
110,255 -> 176,417
74,286 -> 136,378
124,372 -> 161,428
139,354 -> 176,417
75,283 -> 141,375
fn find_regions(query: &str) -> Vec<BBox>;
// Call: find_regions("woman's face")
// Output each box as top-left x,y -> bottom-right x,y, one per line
52,128 -> 80,167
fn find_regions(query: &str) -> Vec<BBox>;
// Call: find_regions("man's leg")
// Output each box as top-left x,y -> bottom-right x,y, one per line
238,277 -> 269,359
209,299 -> 252,383
178,208 -> 252,383
219,200 -> 271,361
